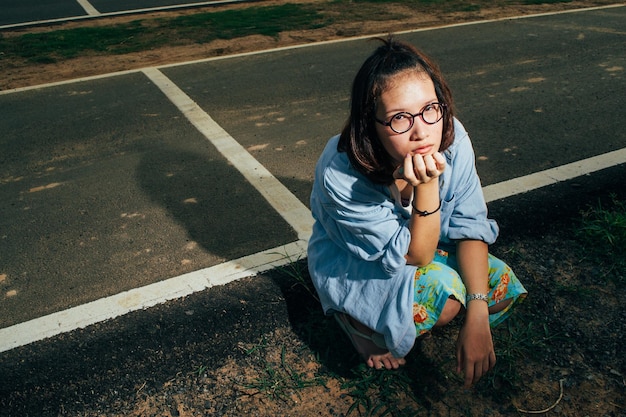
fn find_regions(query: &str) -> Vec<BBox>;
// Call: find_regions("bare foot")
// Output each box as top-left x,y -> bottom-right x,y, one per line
335,313 -> 406,369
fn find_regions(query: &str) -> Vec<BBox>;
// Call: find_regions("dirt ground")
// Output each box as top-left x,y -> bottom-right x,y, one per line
1,168 -> 625,417
1,1 -> 625,416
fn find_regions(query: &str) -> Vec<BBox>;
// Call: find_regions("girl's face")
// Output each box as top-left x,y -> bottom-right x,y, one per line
374,72 -> 443,165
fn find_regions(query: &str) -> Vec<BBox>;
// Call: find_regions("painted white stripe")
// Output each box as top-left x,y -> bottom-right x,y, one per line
142,67 -> 314,241
0,241 -> 308,353
483,147 -> 626,202
76,0 -> 100,16
0,68 -> 142,96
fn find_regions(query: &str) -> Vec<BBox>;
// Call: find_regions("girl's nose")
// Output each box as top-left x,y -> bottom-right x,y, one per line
409,118 -> 427,140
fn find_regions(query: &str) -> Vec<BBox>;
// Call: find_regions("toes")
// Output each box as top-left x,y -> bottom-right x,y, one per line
368,353 -> 406,370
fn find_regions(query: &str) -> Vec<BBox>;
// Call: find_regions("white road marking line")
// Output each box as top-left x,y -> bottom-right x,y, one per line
0,241 -> 308,353
483,147 -> 626,203
0,68 -> 141,96
142,67 -> 314,241
76,0 -> 100,16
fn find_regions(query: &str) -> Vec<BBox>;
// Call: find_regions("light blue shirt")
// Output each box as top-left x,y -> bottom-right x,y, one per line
307,119 -> 498,357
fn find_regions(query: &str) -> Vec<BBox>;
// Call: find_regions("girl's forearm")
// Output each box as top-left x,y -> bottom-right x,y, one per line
456,239 -> 490,314
405,181 -> 440,266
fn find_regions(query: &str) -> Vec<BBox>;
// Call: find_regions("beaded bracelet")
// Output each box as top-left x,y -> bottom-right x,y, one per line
412,199 -> 442,217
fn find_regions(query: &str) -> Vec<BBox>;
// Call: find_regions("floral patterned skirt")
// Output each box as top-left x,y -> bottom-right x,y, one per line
412,249 -> 527,335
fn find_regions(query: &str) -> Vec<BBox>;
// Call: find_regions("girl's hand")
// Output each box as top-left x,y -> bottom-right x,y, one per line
394,152 -> 445,186
455,305 -> 496,387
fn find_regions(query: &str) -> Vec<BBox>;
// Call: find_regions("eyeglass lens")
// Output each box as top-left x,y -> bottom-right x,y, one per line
390,103 -> 444,133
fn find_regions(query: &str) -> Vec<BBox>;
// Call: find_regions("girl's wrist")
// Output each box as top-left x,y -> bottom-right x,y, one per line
412,199 -> 441,217
465,301 -> 489,320
412,180 -> 439,209
413,183 -> 438,199
414,178 -> 438,189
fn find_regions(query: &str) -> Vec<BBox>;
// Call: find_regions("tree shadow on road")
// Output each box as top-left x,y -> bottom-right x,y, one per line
135,145 -> 298,260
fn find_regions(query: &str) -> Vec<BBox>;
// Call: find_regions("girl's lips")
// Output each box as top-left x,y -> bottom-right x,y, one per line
413,145 -> 433,155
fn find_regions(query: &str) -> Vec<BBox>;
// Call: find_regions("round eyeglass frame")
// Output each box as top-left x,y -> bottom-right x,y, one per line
374,102 -> 447,134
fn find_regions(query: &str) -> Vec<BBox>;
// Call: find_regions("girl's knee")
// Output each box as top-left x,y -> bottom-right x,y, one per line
435,297 -> 462,327
489,298 -> 513,314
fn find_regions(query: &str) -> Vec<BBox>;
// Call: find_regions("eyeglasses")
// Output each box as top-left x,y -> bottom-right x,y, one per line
375,102 -> 446,134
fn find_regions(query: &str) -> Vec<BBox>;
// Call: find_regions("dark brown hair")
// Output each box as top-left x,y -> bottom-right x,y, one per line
338,37 -> 456,185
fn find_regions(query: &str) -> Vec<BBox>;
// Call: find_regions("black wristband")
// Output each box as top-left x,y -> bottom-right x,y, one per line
412,199 -> 441,217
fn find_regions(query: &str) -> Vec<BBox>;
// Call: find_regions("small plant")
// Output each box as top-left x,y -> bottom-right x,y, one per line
192,364 -> 208,378
343,365 -> 419,416
576,194 -> 626,281
274,252 -> 320,302
578,194 -> 626,248
242,344 -> 326,402
485,316 -> 557,390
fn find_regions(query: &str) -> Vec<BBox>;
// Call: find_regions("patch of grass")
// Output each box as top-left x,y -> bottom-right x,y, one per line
241,341 -> 326,402
343,365 -> 420,416
0,4 -> 326,63
578,194 -> 626,247
0,22 -> 151,62
484,316 -> 557,390
275,253 -> 320,303
576,194 -> 626,281
164,4 -> 327,42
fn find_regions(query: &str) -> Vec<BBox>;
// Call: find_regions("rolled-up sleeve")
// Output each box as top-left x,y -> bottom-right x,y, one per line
321,157 -> 411,277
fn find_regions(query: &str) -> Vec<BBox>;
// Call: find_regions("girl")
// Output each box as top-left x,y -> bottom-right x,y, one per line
307,37 -> 527,387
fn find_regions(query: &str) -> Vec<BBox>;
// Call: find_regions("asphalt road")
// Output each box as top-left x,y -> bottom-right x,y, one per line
0,0 -> 250,27
0,5 -> 624,352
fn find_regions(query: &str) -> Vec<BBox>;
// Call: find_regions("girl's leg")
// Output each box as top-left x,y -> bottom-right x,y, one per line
443,251 -> 527,325
434,297 -> 462,327
489,298 -> 512,315
412,257 -> 466,335
484,254 -> 527,326
413,250 -> 527,333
